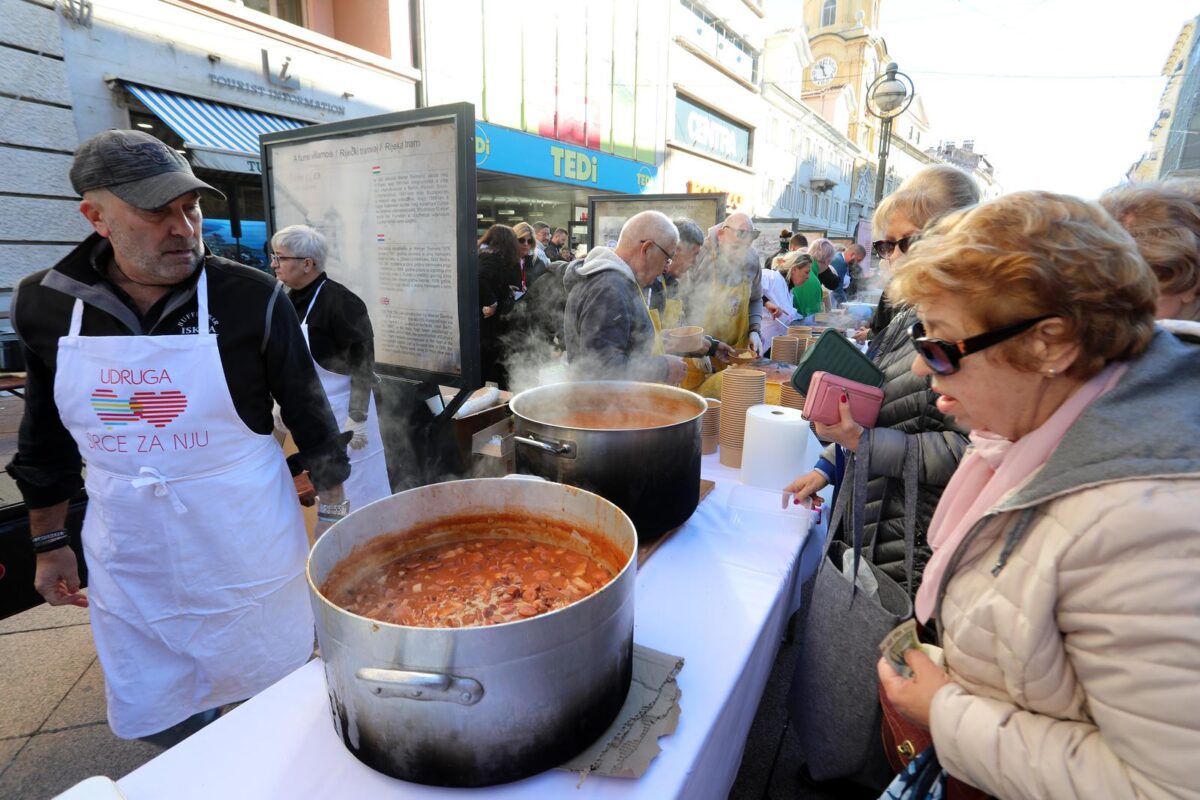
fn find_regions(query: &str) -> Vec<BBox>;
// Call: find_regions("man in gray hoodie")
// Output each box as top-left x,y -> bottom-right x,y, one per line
564,211 -> 688,384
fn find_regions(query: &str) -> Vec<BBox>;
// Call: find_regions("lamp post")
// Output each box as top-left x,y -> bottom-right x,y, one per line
865,62 -> 914,206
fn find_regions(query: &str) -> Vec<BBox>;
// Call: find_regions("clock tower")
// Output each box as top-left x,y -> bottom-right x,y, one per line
803,0 -> 891,156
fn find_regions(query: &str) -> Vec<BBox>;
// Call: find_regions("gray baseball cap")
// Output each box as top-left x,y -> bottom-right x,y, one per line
70,129 -> 225,210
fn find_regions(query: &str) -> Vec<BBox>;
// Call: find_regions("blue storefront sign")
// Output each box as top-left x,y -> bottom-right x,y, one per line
474,122 -> 656,194
673,95 -> 750,166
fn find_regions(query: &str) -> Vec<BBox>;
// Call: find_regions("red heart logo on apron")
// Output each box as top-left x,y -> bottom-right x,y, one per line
129,390 -> 189,428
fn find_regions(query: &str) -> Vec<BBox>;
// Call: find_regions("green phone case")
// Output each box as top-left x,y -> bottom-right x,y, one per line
790,329 -> 885,395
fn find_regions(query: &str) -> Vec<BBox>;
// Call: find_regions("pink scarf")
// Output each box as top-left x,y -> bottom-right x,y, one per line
915,363 -> 1127,623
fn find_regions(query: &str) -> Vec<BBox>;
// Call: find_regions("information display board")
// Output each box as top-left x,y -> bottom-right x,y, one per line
261,104 -> 479,389
588,193 -> 727,249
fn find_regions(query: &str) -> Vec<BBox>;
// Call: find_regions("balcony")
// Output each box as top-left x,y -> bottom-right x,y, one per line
809,163 -> 838,193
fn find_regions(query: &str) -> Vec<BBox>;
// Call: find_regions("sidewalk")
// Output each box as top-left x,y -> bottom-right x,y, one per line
0,604 -> 160,799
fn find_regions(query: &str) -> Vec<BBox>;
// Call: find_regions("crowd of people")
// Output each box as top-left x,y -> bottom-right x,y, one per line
12,127 -> 1199,798
475,164 -> 1200,798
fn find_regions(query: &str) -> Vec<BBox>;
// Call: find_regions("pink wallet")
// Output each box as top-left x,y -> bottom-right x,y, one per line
802,371 -> 884,427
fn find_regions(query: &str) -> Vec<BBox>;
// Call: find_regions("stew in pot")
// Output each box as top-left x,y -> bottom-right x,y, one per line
320,514 -> 624,628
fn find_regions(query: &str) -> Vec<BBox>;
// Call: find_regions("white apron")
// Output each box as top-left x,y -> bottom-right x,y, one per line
300,281 -> 391,510
54,270 -> 313,738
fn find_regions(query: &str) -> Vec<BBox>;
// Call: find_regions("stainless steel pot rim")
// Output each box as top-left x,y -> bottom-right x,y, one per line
510,380 -> 707,431
306,478 -> 638,634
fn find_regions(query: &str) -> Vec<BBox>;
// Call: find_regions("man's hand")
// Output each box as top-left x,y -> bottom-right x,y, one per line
482,303 -> 498,319
34,549 -> 88,607
877,649 -> 952,730
813,392 -> 865,451
294,471 -> 317,506
343,417 -> 368,450
664,355 -> 688,385
748,330 -> 764,356
764,301 -> 784,319
852,325 -> 871,343
713,340 -> 736,360
784,470 -> 829,504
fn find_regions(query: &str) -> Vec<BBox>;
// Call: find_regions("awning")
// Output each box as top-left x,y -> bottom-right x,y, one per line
125,83 -> 308,175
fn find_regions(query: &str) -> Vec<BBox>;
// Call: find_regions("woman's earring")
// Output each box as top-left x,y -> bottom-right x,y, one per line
1046,367 -> 1058,378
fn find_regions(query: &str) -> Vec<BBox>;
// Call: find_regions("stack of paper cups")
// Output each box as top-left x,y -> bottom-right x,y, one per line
772,336 -> 800,365
719,369 -> 766,469
779,381 -> 805,411
740,404 -> 812,491
787,324 -> 813,339
702,398 -> 721,454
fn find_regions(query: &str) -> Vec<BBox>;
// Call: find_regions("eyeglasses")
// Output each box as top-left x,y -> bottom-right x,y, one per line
270,254 -> 306,263
517,237 -> 534,245
872,235 -> 919,259
641,239 -> 674,265
722,226 -> 760,241
908,315 -> 1055,376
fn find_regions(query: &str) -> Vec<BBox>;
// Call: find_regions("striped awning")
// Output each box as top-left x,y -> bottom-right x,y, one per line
125,83 -> 307,174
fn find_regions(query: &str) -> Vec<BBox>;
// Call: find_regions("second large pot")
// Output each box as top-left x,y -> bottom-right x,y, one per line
509,381 -> 706,542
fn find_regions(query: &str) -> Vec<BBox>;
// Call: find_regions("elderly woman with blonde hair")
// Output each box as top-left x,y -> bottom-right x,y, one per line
786,166 -> 977,591
877,191 -> 1200,798
1100,181 -> 1200,331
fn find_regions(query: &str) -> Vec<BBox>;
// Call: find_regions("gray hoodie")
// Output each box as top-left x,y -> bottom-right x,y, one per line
563,247 -> 670,383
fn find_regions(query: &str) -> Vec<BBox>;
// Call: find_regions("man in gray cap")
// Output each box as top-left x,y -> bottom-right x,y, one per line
10,130 -> 350,744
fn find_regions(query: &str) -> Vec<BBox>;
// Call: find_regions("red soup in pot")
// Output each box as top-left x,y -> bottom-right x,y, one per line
320,513 -> 626,628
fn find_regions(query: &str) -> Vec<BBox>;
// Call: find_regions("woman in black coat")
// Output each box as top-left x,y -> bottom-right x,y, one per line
477,224 -> 521,388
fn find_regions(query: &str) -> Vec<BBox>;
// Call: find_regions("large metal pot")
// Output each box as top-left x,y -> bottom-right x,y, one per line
509,381 -> 706,542
307,477 -> 637,787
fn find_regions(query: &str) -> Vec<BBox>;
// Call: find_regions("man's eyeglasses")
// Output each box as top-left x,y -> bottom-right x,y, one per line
908,315 -> 1055,376
872,235 -> 919,259
517,237 -> 534,245
722,226 -> 760,241
270,254 -> 306,263
641,239 -> 673,265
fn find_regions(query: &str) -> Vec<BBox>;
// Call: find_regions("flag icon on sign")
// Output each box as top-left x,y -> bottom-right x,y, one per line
372,165 -> 381,174
376,233 -> 386,243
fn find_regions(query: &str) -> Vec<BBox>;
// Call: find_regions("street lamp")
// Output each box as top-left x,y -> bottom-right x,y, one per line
865,62 -> 914,206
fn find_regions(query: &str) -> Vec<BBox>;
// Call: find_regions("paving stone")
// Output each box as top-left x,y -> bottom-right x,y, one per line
0,624 -> 95,738
0,603 -> 90,635
0,724 -> 161,800
0,736 -> 29,775
43,659 -> 106,730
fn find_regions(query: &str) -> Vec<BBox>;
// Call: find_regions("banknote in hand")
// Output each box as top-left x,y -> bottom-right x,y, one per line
879,618 -> 920,679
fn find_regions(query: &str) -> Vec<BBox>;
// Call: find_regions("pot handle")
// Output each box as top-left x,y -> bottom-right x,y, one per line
513,432 -> 576,458
355,668 -> 483,705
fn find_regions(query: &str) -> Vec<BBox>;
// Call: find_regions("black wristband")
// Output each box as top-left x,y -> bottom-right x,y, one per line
32,529 -> 70,554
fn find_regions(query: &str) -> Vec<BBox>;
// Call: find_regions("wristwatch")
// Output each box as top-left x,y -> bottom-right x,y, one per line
317,499 -> 351,523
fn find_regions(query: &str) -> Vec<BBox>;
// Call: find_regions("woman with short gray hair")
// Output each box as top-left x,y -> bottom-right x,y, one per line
270,224 -> 391,511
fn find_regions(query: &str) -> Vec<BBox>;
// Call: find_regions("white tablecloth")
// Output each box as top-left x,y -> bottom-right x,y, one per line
118,455 -> 815,800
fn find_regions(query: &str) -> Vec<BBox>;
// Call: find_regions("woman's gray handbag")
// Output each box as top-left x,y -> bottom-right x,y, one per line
788,431 -> 917,788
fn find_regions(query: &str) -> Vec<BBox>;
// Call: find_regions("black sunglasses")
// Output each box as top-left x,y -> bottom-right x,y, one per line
908,315 -> 1055,375
872,235 -> 918,259
517,237 -> 534,245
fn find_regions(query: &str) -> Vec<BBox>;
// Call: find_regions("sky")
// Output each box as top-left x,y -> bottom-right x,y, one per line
774,0 -> 1197,198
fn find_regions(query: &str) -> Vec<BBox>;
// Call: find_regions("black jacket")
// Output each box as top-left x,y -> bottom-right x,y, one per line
286,274 -> 376,421
830,306 -> 968,590
8,235 -> 350,506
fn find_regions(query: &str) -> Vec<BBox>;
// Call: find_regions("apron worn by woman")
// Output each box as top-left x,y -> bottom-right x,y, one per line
54,270 -> 313,738
301,282 -> 390,509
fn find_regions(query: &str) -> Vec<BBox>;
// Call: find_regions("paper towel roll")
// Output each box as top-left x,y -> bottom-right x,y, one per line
740,404 -> 817,491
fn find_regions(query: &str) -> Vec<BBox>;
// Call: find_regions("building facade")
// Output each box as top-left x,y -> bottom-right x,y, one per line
757,28 -> 861,240
1129,16 -> 1199,182
0,0 -> 421,288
